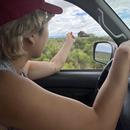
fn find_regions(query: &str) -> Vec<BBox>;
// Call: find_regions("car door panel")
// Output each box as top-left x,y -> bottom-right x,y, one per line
35,70 -> 100,106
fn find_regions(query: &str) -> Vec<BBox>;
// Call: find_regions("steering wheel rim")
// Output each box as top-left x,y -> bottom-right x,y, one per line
97,59 -> 113,89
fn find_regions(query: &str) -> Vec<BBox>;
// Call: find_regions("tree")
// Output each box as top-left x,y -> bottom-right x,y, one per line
36,35 -> 110,69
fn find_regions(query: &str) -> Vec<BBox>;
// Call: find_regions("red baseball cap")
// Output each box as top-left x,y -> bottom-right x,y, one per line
0,0 -> 63,26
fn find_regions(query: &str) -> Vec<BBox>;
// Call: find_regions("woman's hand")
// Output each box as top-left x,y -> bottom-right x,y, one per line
64,32 -> 75,45
118,40 -> 130,71
113,40 -> 130,61
118,40 -> 130,54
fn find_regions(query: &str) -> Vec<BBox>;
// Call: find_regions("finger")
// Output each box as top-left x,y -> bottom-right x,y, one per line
70,32 -> 75,39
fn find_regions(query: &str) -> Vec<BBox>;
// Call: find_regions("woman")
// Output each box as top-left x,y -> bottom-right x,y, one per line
0,0 -> 130,129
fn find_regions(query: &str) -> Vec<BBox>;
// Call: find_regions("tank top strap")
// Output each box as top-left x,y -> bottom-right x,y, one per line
0,60 -> 16,73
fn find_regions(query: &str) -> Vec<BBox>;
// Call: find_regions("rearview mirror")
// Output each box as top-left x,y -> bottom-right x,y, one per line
93,41 -> 117,64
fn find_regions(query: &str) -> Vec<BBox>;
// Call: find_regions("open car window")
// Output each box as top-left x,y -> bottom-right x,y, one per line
38,0 -> 113,70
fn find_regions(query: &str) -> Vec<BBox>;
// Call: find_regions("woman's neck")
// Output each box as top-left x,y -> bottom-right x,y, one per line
12,56 -> 29,74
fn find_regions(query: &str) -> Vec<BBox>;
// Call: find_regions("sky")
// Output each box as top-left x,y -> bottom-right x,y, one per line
96,43 -> 112,53
46,0 -> 130,38
105,0 -> 130,27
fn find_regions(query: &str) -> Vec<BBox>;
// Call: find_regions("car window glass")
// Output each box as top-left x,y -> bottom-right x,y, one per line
105,0 -> 130,29
38,0 -> 113,70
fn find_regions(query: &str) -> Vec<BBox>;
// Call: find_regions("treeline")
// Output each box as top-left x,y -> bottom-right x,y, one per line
37,35 -> 112,70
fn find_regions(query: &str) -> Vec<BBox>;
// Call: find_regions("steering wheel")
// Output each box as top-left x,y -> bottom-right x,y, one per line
97,59 -> 112,89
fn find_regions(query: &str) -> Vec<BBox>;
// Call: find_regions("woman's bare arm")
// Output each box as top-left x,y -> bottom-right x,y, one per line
24,32 -> 75,80
93,43 -> 130,129
0,41 -> 130,130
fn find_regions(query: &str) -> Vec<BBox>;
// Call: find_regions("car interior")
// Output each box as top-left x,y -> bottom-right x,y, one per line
34,0 -> 130,130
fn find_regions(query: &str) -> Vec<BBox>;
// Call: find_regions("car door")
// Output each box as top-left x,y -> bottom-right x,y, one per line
35,70 -> 100,106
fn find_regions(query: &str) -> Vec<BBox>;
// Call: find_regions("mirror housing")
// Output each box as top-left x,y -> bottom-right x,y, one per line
93,41 -> 117,64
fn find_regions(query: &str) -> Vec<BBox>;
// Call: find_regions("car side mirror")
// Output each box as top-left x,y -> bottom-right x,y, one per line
93,41 -> 117,64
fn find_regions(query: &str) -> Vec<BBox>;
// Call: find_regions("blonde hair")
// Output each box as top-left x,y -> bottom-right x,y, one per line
0,10 -> 54,60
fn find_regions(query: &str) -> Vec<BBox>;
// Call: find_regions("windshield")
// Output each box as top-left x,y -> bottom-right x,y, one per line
105,0 -> 130,29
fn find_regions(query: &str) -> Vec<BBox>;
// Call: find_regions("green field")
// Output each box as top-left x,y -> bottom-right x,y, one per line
95,51 -> 111,64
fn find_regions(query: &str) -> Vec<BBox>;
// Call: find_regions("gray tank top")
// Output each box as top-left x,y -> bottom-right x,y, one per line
0,60 -> 16,73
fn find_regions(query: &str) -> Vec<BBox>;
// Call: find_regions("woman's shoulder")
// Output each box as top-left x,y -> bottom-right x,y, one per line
0,70 -> 43,128
0,70 -> 46,103
0,70 -> 21,84
0,70 -> 37,94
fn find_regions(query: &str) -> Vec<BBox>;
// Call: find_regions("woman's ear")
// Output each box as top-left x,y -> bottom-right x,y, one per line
24,34 -> 37,46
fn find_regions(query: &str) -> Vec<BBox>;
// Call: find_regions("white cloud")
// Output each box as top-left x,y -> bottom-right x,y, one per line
46,0 -> 130,38
46,0 -> 73,8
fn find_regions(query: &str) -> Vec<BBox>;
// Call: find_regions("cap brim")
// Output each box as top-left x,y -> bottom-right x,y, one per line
42,2 -> 63,14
